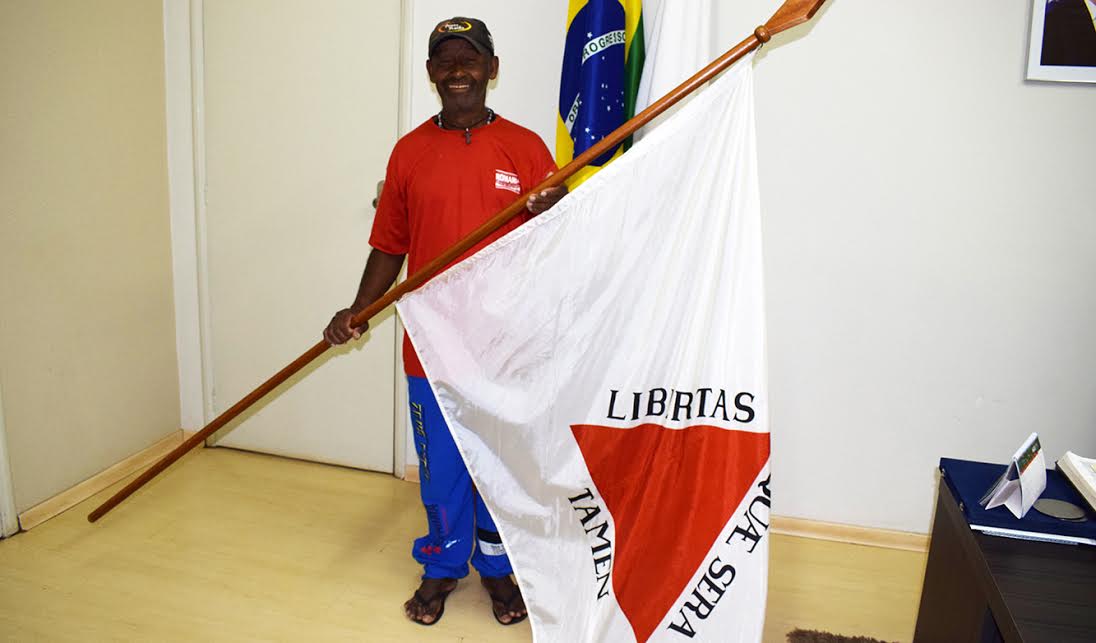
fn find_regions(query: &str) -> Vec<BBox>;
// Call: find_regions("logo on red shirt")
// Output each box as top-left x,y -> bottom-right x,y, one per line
494,169 -> 522,194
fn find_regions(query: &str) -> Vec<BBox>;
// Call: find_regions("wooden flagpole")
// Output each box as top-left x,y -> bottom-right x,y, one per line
88,0 -> 826,523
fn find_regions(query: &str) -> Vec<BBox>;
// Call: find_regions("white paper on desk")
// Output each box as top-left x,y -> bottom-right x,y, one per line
985,477 -> 1023,516
983,432 -> 1046,519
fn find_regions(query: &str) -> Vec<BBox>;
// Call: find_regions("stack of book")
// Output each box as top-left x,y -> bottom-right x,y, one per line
1058,451 -> 1096,514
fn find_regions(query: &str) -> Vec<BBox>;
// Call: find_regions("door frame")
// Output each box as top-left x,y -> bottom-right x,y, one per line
163,0 -> 408,475
163,0 -> 210,432
0,385 -> 19,537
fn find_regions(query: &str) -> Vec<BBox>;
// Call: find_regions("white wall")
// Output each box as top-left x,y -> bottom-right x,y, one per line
714,0 -> 1096,532
401,1 -> 1096,534
0,1 -> 181,512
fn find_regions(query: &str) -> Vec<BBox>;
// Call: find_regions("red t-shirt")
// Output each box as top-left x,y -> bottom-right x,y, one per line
370,115 -> 557,377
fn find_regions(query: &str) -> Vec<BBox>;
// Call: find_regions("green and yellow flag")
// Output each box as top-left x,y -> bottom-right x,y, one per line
555,0 -> 645,189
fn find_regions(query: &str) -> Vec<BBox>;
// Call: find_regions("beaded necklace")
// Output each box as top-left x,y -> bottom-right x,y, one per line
435,108 -> 496,144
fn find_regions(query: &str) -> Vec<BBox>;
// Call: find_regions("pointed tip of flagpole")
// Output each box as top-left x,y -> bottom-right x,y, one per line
763,0 -> 828,38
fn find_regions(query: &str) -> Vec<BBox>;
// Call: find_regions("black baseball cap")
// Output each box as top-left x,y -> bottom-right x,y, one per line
428,17 -> 494,56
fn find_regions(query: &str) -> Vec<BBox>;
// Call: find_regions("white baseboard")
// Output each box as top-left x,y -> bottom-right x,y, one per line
400,465 -> 927,552
17,429 -> 196,531
771,515 -> 928,552
25,445 -> 928,554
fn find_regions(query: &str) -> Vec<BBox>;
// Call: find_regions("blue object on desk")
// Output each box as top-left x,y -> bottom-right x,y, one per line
939,458 -> 1096,545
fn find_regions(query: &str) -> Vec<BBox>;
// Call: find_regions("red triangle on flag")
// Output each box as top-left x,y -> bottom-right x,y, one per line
571,423 -> 770,643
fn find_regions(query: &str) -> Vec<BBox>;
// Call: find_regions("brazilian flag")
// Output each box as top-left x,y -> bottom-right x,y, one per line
555,0 -> 644,189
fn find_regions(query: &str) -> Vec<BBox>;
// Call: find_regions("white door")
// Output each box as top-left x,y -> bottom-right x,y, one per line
201,0 -> 399,472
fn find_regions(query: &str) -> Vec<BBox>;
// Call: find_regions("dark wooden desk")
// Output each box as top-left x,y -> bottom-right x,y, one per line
914,479 -> 1096,642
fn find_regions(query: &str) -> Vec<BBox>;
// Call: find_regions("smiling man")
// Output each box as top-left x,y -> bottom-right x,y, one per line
323,17 -> 566,627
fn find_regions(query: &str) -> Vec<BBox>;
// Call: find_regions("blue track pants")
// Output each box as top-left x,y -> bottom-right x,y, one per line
406,376 -> 512,579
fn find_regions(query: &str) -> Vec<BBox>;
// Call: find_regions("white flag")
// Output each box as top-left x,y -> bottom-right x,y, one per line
398,54 -> 768,643
634,0 -> 715,141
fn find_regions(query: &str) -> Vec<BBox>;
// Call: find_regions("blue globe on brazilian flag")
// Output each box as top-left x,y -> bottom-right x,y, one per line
556,0 -> 644,188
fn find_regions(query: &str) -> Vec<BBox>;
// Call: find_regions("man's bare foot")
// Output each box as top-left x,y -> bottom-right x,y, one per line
404,577 -> 458,625
481,575 -> 527,625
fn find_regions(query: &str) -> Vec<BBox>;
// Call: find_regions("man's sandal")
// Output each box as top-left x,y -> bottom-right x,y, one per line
405,578 -> 458,626
481,576 -> 528,626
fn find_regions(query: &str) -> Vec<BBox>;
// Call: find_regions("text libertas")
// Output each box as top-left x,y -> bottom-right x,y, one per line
606,387 -> 756,424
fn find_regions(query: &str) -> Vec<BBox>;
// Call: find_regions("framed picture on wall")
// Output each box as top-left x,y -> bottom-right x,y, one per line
1026,0 -> 1096,82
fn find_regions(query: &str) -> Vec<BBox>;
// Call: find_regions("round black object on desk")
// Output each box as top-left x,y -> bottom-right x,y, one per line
1033,498 -> 1088,521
